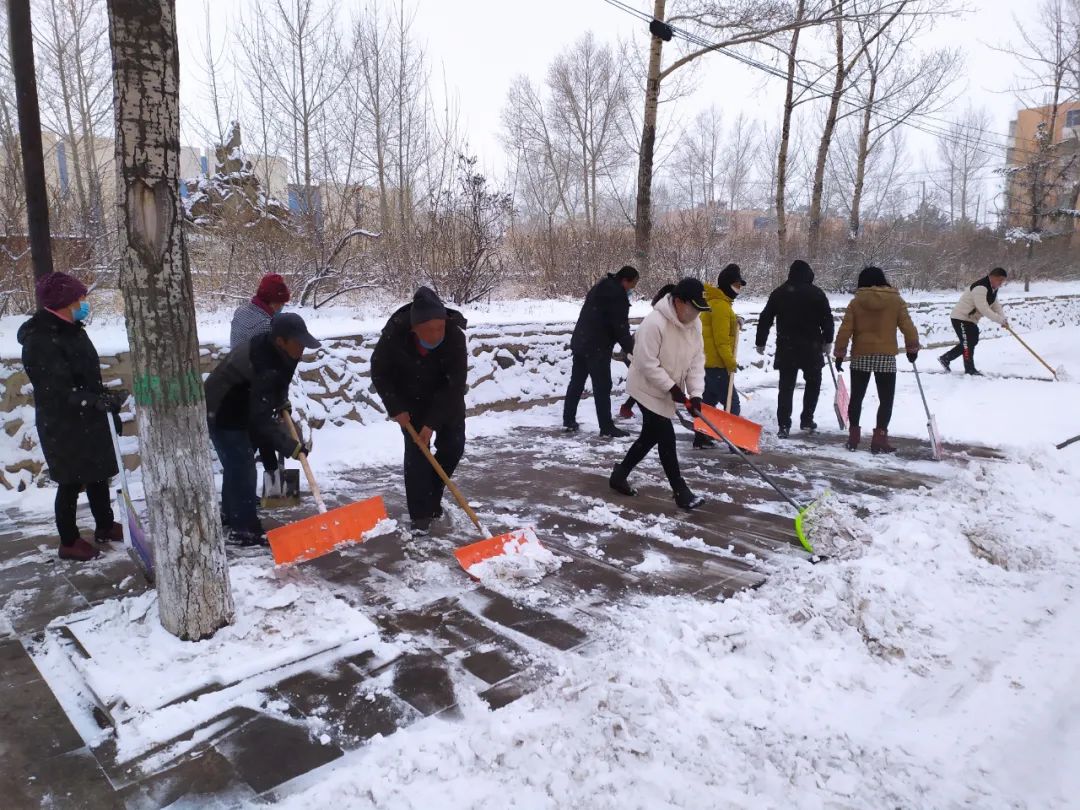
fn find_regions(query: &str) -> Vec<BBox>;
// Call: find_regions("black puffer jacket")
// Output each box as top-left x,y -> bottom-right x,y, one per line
204,333 -> 299,457
371,303 -> 468,430
18,311 -> 119,485
755,265 -> 835,370
569,274 -> 634,358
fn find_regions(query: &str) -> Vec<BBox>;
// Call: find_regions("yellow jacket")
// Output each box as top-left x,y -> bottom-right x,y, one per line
701,284 -> 737,370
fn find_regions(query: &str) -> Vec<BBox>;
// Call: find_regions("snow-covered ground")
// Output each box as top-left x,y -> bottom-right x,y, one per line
261,330 -> 1080,809
3,292 -> 1079,807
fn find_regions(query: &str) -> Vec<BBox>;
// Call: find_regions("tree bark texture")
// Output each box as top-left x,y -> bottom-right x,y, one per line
7,0 -> 54,281
775,0 -> 805,272
807,8 -> 846,264
633,0 -> 666,273
107,0 -> 234,641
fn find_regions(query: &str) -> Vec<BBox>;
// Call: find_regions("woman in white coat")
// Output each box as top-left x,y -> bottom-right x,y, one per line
610,277 -> 710,510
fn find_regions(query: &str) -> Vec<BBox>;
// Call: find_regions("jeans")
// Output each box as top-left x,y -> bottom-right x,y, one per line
563,352 -> 614,432
55,480 -> 114,545
210,426 -> 260,533
848,371 -> 897,430
619,405 -> 685,492
940,319 -> 980,372
403,421 -> 466,521
777,364 -> 822,428
703,367 -> 740,415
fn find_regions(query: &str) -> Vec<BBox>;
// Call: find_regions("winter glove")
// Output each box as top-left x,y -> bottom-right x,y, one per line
94,391 -> 123,414
111,411 -> 123,436
291,440 -> 312,460
906,351 -> 919,364
688,397 -> 703,417
835,358 -> 844,372
669,384 -> 686,403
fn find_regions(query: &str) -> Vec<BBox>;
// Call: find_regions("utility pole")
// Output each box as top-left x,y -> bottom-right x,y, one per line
6,0 -> 54,284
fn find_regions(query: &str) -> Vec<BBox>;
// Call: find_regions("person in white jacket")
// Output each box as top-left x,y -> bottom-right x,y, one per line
938,267 -> 1009,376
610,277 -> 709,510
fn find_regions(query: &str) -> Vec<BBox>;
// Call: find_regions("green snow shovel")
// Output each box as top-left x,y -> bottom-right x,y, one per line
677,403 -> 820,557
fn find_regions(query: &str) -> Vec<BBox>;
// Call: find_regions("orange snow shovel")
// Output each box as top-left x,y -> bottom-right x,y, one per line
693,400 -> 762,455
267,415 -> 387,565
403,423 -> 542,573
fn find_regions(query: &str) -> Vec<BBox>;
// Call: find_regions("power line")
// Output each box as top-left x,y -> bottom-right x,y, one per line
600,0 -> 1042,167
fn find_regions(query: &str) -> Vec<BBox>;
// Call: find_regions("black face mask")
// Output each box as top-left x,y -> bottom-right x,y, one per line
719,281 -> 739,299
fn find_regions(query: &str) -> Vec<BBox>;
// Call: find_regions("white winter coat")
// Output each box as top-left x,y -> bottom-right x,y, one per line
951,284 -> 1005,325
627,295 -> 706,419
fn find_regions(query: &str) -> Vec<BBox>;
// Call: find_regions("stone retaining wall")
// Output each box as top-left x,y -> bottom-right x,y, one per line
3,293 -> 1077,489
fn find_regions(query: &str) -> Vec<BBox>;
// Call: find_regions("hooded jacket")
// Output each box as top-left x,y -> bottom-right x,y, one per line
18,310 -> 119,485
701,284 -> 738,371
627,295 -> 706,419
950,277 -> 1006,325
371,302 -> 469,430
834,286 -> 920,359
569,273 -> 634,358
755,263 -> 834,370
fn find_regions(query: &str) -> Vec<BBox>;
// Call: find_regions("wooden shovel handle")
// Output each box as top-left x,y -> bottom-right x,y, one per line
726,322 -> 739,412
283,413 -> 327,514
1005,325 -> 1057,379
403,422 -> 488,536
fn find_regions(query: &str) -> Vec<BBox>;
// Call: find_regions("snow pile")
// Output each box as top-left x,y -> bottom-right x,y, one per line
465,529 -> 568,584
270,449 -> 1080,809
37,564 -> 394,764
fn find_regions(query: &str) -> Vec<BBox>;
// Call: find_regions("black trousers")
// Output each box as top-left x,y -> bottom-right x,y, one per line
563,352 -> 614,432
403,421 -> 466,521
941,319 -> 980,372
848,371 -> 896,430
619,405 -> 685,492
55,480 -> 114,545
777,364 -> 822,429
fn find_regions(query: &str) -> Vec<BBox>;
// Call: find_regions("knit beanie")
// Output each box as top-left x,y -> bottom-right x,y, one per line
410,286 -> 447,325
36,272 -> 88,310
256,273 -> 290,305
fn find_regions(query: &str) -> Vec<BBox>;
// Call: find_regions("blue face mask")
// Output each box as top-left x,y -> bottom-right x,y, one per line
418,337 -> 443,350
73,301 -> 90,321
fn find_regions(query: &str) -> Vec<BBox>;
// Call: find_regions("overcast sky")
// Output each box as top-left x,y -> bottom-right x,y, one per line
175,0 -> 1036,208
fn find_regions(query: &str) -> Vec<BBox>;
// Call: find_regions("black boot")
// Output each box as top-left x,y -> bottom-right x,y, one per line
777,424 -> 791,439
800,419 -> 817,433
609,464 -> 637,496
600,425 -> 630,438
693,432 -> 716,449
673,482 -> 704,510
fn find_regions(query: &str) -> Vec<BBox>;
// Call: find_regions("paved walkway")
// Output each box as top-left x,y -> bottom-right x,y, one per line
0,424 -> 999,808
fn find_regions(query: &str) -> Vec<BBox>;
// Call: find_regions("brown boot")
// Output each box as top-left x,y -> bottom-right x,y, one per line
846,424 -> 860,451
871,428 -> 896,455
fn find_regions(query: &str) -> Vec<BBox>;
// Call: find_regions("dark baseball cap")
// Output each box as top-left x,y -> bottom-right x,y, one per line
270,312 -> 322,349
671,277 -> 711,312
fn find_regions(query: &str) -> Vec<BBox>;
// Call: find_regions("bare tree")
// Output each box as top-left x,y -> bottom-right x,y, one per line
548,32 -> 632,229
106,0 -> 234,640
632,0 -> 845,270
934,105 -> 992,226
239,0 -> 347,228
722,111 -> 758,210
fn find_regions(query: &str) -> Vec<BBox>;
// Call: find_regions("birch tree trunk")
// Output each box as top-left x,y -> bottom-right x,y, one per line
775,2 -> 804,270
106,0 -> 233,641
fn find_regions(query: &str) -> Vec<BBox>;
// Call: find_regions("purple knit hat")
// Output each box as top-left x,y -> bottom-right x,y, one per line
36,272 -> 88,310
